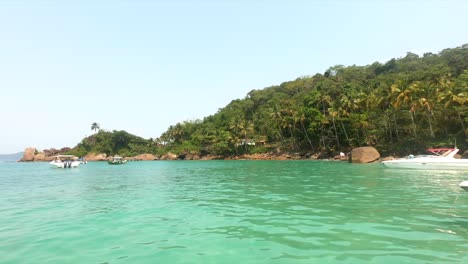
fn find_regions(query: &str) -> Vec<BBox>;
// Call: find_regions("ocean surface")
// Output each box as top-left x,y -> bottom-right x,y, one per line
1,160 -> 468,263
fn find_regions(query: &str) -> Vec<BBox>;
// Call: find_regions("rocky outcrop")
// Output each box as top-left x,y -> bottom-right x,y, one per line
309,153 -> 320,160
33,152 -> 47,161
183,153 -> 200,160
134,153 -> 158,161
333,154 -> 348,161
160,152 -> 178,160
43,148 -> 59,157
17,145 -> 394,162
200,155 -> 221,160
19,147 -> 36,162
84,153 -> 107,161
349,146 -> 380,163
462,150 -> 468,159
19,147 -> 78,162
381,156 -> 395,161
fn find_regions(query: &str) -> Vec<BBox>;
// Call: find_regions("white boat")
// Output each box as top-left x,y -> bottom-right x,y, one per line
382,148 -> 468,170
459,180 -> 468,191
108,156 -> 127,165
49,155 -> 81,168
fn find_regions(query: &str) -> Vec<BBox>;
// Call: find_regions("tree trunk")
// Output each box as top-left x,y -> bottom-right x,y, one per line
410,111 -> 417,138
340,120 -> 349,144
301,120 -> 314,151
320,124 -> 326,150
331,116 -> 340,148
458,111 -> 467,137
275,120 -> 285,146
393,111 -> 399,140
288,125 -> 298,151
426,111 -> 435,138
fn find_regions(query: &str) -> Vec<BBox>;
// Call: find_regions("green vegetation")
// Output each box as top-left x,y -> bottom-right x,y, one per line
68,44 -> 468,158
91,122 -> 100,133
157,44 -> 468,157
68,130 -> 157,158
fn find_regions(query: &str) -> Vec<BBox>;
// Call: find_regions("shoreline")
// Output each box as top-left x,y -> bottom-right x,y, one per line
17,146 -> 386,163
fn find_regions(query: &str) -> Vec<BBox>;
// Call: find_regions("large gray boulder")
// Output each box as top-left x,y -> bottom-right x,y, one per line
350,146 -> 380,163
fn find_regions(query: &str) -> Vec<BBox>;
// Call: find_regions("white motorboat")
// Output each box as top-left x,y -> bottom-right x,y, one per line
459,181 -> 468,191
49,155 -> 81,168
382,148 -> 468,170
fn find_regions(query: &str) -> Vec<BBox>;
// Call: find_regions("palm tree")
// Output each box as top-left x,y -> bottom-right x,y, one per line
328,103 -> 340,148
337,93 -> 354,143
437,74 -> 468,137
268,105 -> 286,145
294,106 -> 314,151
91,122 -> 100,133
393,81 -> 420,138
229,117 -> 254,151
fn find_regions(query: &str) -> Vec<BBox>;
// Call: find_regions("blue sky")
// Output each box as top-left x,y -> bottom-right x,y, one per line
0,0 -> 467,154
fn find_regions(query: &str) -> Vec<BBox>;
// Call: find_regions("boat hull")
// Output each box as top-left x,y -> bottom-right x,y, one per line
49,161 -> 81,168
460,181 -> 468,190
108,160 -> 127,165
108,162 -> 126,165
382,159 -> 468,170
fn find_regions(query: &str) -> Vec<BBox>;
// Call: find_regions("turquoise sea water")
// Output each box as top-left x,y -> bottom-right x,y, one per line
1,160 -> 468,263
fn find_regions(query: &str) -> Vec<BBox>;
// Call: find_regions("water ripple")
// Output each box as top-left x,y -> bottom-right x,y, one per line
1,161 -> 468,263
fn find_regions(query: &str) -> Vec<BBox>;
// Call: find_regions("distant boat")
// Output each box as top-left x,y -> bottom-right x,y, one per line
49,155 -> 81,168
108,156 -> 127,165
382,148 -> 468,170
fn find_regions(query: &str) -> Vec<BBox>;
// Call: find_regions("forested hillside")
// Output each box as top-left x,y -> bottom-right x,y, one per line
69,130 -> 155,158
156,44 -> 468,157
66,45 -> 468,159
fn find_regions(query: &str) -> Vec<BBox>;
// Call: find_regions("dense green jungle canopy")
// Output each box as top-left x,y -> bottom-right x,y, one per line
71,44 -> 468,158
69,130 -> 151,158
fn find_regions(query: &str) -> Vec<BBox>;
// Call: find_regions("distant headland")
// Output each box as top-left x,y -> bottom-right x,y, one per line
0,152 -> 23,162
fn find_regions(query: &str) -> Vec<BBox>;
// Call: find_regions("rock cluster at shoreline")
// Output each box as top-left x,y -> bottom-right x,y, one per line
19,147 -> 72,162
17,146 -> 468,164
18,146 -> 384,163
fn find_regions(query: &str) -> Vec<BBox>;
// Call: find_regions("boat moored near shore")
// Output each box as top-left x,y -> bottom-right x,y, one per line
108,156 -> 127,165
382,148 -> 468,170
49,155 -> 81,168
460,181 -> 468,191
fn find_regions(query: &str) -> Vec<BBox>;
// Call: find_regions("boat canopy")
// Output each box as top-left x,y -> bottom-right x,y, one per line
426,148 -> 457,156
52,155 -> 78,160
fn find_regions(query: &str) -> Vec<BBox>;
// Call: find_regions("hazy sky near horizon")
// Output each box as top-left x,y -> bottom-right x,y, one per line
1,0 -> 467,154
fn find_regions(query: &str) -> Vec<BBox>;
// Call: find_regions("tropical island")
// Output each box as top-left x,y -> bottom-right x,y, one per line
20,44 -> 468,162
